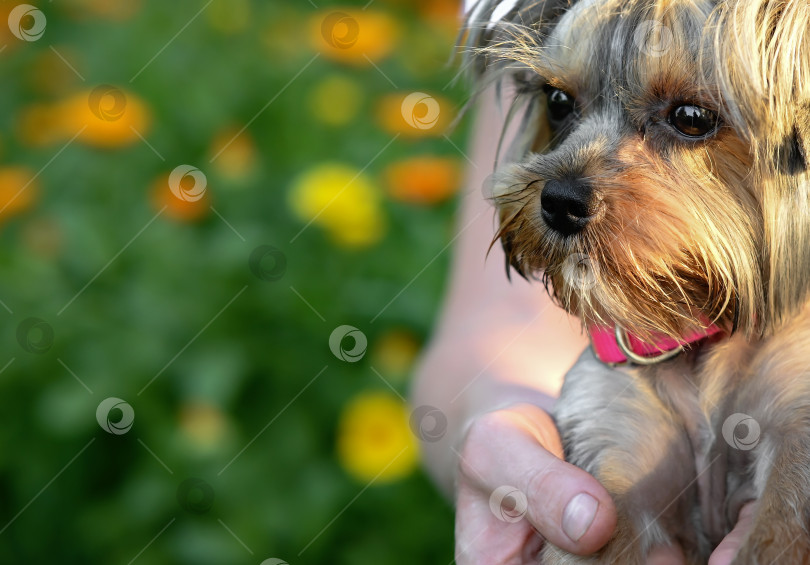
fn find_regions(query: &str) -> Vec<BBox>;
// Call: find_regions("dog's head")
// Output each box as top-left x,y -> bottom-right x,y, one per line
465,0 -> 810,341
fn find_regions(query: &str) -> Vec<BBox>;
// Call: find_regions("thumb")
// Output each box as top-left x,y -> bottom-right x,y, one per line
473,405 -> 617,555
520,446 -> 617,554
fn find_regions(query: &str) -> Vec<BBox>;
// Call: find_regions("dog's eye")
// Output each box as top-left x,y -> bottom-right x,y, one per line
668,104 -> 719,138
545,87 -> 576,124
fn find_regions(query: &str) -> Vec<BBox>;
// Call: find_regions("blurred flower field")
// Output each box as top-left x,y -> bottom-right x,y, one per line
0,0 -> 471,563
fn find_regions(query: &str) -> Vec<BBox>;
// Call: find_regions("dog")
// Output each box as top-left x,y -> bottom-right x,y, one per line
463,0 -> 810,563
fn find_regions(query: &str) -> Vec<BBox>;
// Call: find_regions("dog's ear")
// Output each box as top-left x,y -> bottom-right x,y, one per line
709,0 -> 810,157
460,1 -> 577,166
710,0 -> 810,332
461,0 -> 575,76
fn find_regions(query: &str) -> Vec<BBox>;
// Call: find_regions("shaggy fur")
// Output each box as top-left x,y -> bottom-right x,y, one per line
463,0 -> 810,563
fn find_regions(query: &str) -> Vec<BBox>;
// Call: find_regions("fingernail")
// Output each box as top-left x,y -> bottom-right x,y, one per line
562,492 -> 598,542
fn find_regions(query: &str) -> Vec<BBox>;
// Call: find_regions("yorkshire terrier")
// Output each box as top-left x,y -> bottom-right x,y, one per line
464,0 -> 810,563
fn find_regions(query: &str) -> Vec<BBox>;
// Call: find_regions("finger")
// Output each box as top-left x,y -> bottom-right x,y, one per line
708,502 -> 757,565
455,482 -> 535,565
522,458 -> 616,554
647,545 -> 686,565
461,407 -> 616,555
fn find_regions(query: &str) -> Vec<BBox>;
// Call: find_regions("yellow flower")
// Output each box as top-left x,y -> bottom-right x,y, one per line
337,391 -> 419,483
288,163 -> 386,247
370,329 -> 422,382
179,402 -> 228,453
308,75 -> 364,126
310,9 -> 399,66
384,155 -> 461,205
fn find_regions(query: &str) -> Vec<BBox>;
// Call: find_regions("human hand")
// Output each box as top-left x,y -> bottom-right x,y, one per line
453,403 -> 615,564
452,403 -> 756,564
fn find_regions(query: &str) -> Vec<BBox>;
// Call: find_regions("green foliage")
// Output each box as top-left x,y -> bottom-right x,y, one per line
0,0 -> 468,562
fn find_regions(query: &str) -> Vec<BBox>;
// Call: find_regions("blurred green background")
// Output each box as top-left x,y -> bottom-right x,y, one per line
0,0 -> 472,562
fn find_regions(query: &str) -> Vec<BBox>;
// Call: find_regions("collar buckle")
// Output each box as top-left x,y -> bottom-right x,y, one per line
613,325 -> 684,366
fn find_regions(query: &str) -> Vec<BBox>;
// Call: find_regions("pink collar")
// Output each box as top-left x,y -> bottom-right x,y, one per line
588,323 -> 722,365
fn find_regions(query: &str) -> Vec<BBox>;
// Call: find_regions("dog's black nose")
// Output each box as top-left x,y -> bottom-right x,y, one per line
540,178 -> 594,236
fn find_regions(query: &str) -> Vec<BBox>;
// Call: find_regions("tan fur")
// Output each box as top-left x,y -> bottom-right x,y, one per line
463,0 -> 810,563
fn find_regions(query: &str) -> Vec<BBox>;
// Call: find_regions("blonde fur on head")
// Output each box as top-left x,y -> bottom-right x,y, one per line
464,0 -> 810,342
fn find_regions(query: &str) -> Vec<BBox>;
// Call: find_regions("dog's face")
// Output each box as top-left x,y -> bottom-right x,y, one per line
469,0 -> 810,341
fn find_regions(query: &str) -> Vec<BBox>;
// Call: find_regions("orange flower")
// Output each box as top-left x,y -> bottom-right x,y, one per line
150,172 -> 210,222
0,166 -> 38,221
415,0 -> 464,29
370,329 -> 422,382
208,127 -> 258,182
375,92 -> 453,137
384,156 -> 462,205
310,9 -> 399,66
22,216 -> 63,259
18,87 -> 151,148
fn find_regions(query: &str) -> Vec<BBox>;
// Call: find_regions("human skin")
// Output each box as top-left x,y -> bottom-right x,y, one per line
409,89 -> 754,564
